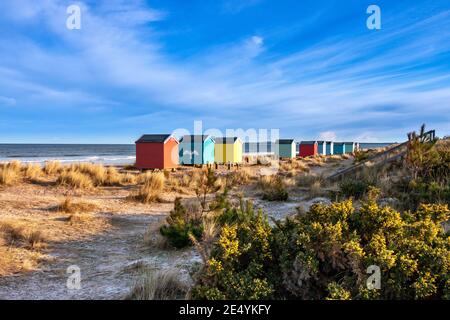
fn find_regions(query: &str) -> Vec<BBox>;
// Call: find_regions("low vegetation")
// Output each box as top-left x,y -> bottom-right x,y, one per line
191,188 -> 450,300
23,163 -> 42,181
339,179 -> 370,199
127,268 -> 188,300
159,198 -> 203,249
258,175 -> 289,201
44,161 -> 62,175
57,170 -> 94,189
56,197 -> 98,214
131,172 -> 165,203
0,166 -> 19,186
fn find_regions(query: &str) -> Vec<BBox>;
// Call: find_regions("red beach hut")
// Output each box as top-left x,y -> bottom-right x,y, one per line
299,141 -> 318,157
135,134 -> 179,169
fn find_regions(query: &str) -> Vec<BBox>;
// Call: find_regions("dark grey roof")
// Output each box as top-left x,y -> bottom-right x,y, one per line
300,141 -> 318,145
135,134 -> 171,143
215,137 -> 239,144
276,139 -> 295,144
334,142 -> 345,145
342,142 -> 355,144
180,135 -> 213,143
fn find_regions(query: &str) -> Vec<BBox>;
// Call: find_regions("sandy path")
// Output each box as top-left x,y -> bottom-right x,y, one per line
0,212 -> 196,300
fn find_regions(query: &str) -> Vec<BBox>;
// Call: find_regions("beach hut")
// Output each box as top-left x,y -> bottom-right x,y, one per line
317,141 -> 327,155
299,141 -> 318,157
325,141 -> 334,155
333,142 -> 345,155
214,137 -> 243,164
179,135 -> 215,165
135,134 -> 179,170
275,139 -> 296,159
343,142 -> 355,154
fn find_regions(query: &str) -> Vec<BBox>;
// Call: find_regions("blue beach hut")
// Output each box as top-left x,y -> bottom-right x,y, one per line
325,141 -> 334,155
333,142 -> 345,155
317,141 -> 327,155
179,135 -> 215,165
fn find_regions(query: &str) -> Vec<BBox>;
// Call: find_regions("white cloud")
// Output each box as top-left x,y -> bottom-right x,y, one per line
251,36 -> 263,46
318,131 -> 337,141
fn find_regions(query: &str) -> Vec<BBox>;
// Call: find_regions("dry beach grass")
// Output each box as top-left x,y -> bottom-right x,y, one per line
0,154 -> 359,299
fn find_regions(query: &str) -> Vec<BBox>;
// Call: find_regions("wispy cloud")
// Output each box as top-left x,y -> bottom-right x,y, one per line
0,0 -> 449,143
221,0 -> 263,14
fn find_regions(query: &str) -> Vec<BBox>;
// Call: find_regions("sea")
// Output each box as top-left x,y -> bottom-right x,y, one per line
0,142 -> 395,165
0,144 -> 136,165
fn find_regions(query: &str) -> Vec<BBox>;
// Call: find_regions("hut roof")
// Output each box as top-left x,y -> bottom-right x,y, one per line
135,134 -> 174,143
276,139 -> 295,144
215,137 -> 240,144
300,141 -> 318,145
180,135 -> 214,143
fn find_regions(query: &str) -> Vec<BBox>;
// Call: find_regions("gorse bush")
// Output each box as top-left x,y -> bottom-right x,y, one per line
160,198 -> 203,248
192,190 -> 450,300
192,200 -> 274,300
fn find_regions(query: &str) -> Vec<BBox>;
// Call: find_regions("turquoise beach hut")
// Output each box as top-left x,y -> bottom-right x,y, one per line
333,142 -> 345,155
179,135 -> 215,165
326,141 -> 334,155
318,141 -> 335,155
317,141 -> 327,155
343,142 -> 355,154
274,139 -> 296,159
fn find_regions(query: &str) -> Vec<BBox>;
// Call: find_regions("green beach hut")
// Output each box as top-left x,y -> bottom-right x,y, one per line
343,142 -> 355,154
275,139 -> 296,159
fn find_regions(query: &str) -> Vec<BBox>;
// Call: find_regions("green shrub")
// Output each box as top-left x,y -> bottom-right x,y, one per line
339,179 -> 370,199
160,198 -> 203,249
353,150 -> 372,163
192,191 -> 450,300
191,201 -> 274,300
394,179 -> 450,210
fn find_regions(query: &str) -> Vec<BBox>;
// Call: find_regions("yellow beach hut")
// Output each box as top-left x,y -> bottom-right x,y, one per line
214,137 -> 243,164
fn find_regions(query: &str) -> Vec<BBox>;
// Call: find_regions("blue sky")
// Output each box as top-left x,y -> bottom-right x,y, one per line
0,0 -> 449,143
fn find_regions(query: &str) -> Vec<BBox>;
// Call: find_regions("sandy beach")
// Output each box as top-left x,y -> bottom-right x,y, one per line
0,155 -> 353,299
